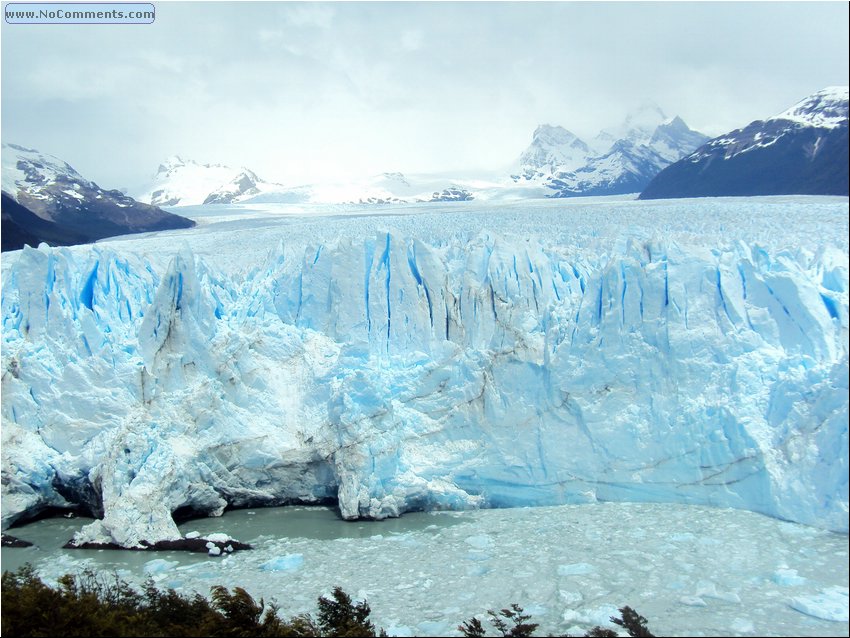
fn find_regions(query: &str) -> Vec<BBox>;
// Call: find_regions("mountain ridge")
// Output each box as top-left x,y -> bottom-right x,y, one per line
134,156 -> 282,207
640,87 -> 849,199
1,143 -> 195,252
513,104 -> 710,197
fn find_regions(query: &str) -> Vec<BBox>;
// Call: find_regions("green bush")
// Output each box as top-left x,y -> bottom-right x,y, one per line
611,606 -> 654,637
316,586 -> 382,637
459,604 -> 538,637
1,565 -> 381,637
2,565 -> 148,636
3,565 -> 658,638
459,603 -> 656,638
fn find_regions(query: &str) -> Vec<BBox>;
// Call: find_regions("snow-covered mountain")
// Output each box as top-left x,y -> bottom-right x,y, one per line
134,156 -> 282,206
1,198 -> 846,547
142,117 -> 702,208
134,158 -> 478,207
244,171 -> 479,205
515,104 -> 710,197
1,143 -> 194,251
517,125 -> 593,176
591,101 -> 669,153
640,87 -> 850,199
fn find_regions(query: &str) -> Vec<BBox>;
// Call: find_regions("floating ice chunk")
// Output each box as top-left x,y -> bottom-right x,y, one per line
185,531 -> 201,539
789,586 -> 849,622
731,618 -> 755,633
225,545 -> 233,553
260,554 -> 304,572
143,558 -> 179,574
559,590 -> 583,605
695,579 -> 741,603
558,563 -> 596,576
205,541 -> 215,549
669,532 -> 696,542
695,579 -> 718,598
679,596 -> 708,607
208,546 -> 222,556
716,591 -> 741,603
563,604 -> 621,628
204,533 -> 231,544
416,621 -> 451,636
464,535 -> 493,550
523,604 -> 548,618
772,568 -> 807,586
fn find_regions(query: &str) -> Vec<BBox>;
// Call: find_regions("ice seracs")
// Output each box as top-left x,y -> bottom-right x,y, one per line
1,198 -> 847,548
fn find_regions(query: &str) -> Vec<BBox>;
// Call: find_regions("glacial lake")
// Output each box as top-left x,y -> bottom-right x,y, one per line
2,502 -> 848,637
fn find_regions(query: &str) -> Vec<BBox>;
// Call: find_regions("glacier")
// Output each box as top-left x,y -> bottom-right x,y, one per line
1,197 -> 847,547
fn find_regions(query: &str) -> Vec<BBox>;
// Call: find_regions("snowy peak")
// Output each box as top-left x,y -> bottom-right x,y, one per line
640,87 -> 849,199
770,86 -> 849,129
137,158 -> 280,206
516,106 -> 709,197
518,124 -> 592,174
624,101 -> 667,129
1,143 -> 194,250
593,101 -> 668,152
2,143 -> 89,197
156,155 -> 187,175
531,124 -> 585,148
263,171 -> 478,205
649,116 -> 712,163
203,168 -> 264,205
155,155 -> 231,178
656,115 -> 689,134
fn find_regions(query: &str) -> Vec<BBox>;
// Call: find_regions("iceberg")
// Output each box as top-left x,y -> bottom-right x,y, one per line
1,199 -> 847,547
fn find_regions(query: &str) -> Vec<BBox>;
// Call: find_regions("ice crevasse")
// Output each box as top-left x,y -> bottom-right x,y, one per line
1,229 -> 847,547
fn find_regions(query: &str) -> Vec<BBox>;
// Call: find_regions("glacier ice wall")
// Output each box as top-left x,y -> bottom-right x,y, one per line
2,216 -> 848,546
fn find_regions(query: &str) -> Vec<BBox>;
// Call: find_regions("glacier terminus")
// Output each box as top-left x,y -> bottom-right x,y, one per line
1,196 -> 847,548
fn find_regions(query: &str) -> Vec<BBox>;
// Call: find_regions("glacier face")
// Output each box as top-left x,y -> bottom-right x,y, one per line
1,197 -> 848,547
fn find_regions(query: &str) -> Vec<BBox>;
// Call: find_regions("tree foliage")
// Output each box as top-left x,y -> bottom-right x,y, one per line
316,586 -> 381,637
1,565 -> 379,637
3,564 -> 658,638
610,606 -> 655,638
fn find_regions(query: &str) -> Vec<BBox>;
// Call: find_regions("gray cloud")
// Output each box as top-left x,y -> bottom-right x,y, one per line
2,1 -> 848,188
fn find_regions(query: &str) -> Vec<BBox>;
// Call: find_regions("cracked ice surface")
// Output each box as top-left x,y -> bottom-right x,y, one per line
1,196 -> 848,547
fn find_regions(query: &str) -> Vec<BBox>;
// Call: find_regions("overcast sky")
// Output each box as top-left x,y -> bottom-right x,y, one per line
2,1 -> 848,189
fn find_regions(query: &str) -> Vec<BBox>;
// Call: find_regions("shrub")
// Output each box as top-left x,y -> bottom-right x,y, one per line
460,602 -> 656,638
1,566 -> 382,637
316,586 -> 381,637
2,565 -> 661,638
610,606 -> 654,638
460,604 -> 537,637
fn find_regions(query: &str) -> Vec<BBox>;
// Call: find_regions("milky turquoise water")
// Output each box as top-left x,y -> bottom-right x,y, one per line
3,502 -> 848,637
